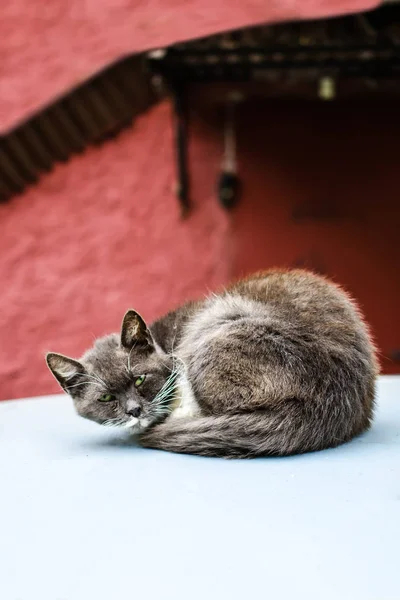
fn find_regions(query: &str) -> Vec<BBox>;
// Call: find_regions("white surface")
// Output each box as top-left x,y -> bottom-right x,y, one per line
0,377 -> 399,600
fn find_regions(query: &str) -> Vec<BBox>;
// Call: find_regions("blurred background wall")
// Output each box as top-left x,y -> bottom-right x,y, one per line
2,96 -> 400,400
230,99 -> 400,374
0,104 -> 230,400
1,0 -> 377,133
2,0 -> 399,400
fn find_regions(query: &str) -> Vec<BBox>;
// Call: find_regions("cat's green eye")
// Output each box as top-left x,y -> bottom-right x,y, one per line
98,393 -> 115,403
134,375 -> 146,388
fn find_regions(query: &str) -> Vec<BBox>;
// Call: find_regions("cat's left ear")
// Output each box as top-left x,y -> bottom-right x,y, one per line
120,310 -> 154,351
46,352 -> 86,392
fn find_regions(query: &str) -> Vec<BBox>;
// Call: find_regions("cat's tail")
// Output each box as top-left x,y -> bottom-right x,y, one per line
139,401 -> 367,458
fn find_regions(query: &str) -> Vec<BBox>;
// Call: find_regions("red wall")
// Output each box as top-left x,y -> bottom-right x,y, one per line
0,103 -> 230,400
2,96 -> 399,401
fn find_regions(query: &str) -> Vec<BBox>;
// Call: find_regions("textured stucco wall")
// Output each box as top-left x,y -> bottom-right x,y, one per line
3,97 -> 400,401
1,0 -> 379,131
0,0 -> 389,401
0,103 -> 231,400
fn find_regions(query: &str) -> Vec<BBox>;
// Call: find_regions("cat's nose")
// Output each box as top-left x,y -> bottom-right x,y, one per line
126,406 -> 141,418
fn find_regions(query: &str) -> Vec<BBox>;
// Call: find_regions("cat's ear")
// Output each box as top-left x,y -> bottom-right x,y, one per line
120,310 -> 154,351
46,352 -> 86,392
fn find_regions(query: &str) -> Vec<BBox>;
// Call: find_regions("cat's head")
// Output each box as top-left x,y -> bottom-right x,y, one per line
46,310 -> 176,432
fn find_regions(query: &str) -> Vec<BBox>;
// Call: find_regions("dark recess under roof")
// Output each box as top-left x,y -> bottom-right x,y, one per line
1,4 -> 400,204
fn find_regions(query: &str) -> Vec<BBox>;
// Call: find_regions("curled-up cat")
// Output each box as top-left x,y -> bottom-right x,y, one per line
46,270 -> 378,458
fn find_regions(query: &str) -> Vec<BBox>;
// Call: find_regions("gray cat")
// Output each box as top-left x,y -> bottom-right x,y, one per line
46,270 -> 378,458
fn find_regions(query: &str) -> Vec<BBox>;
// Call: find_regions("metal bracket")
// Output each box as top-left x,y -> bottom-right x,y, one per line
171,83 -> 190,218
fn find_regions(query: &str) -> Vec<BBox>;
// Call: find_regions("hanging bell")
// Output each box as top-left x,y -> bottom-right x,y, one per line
218,171 -> 241,210
217,95 -> 241,210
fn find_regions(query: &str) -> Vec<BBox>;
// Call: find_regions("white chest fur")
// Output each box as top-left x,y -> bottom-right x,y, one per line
168,372 -> 200,421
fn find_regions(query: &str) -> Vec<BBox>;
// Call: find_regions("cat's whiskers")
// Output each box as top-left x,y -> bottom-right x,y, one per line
150,364 -> 182,416
91,374 -> 107,387
83,372 -> 107,387
172,354 -> 185,372
126,361 -> 142,376
64,370 -> 107,389
66,380 -> 103,390
103,417 -> 127,428
157,356 -> 173,373
155,370 -> 178,398
127,342 -> 138,373
170,324 -> 180,358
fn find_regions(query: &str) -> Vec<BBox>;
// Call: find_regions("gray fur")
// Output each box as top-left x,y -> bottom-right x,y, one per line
46,270 -> 378,458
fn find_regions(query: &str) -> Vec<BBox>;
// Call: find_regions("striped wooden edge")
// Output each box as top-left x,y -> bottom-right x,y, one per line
0,55 -> 159,202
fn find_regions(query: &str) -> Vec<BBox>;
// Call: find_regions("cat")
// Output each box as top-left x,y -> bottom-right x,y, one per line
46,269 -> 378,458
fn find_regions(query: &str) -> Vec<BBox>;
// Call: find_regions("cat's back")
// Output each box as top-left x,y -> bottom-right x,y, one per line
180,269 -> 374,359
230,269 -> 351,315
230,269 -> 368,337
